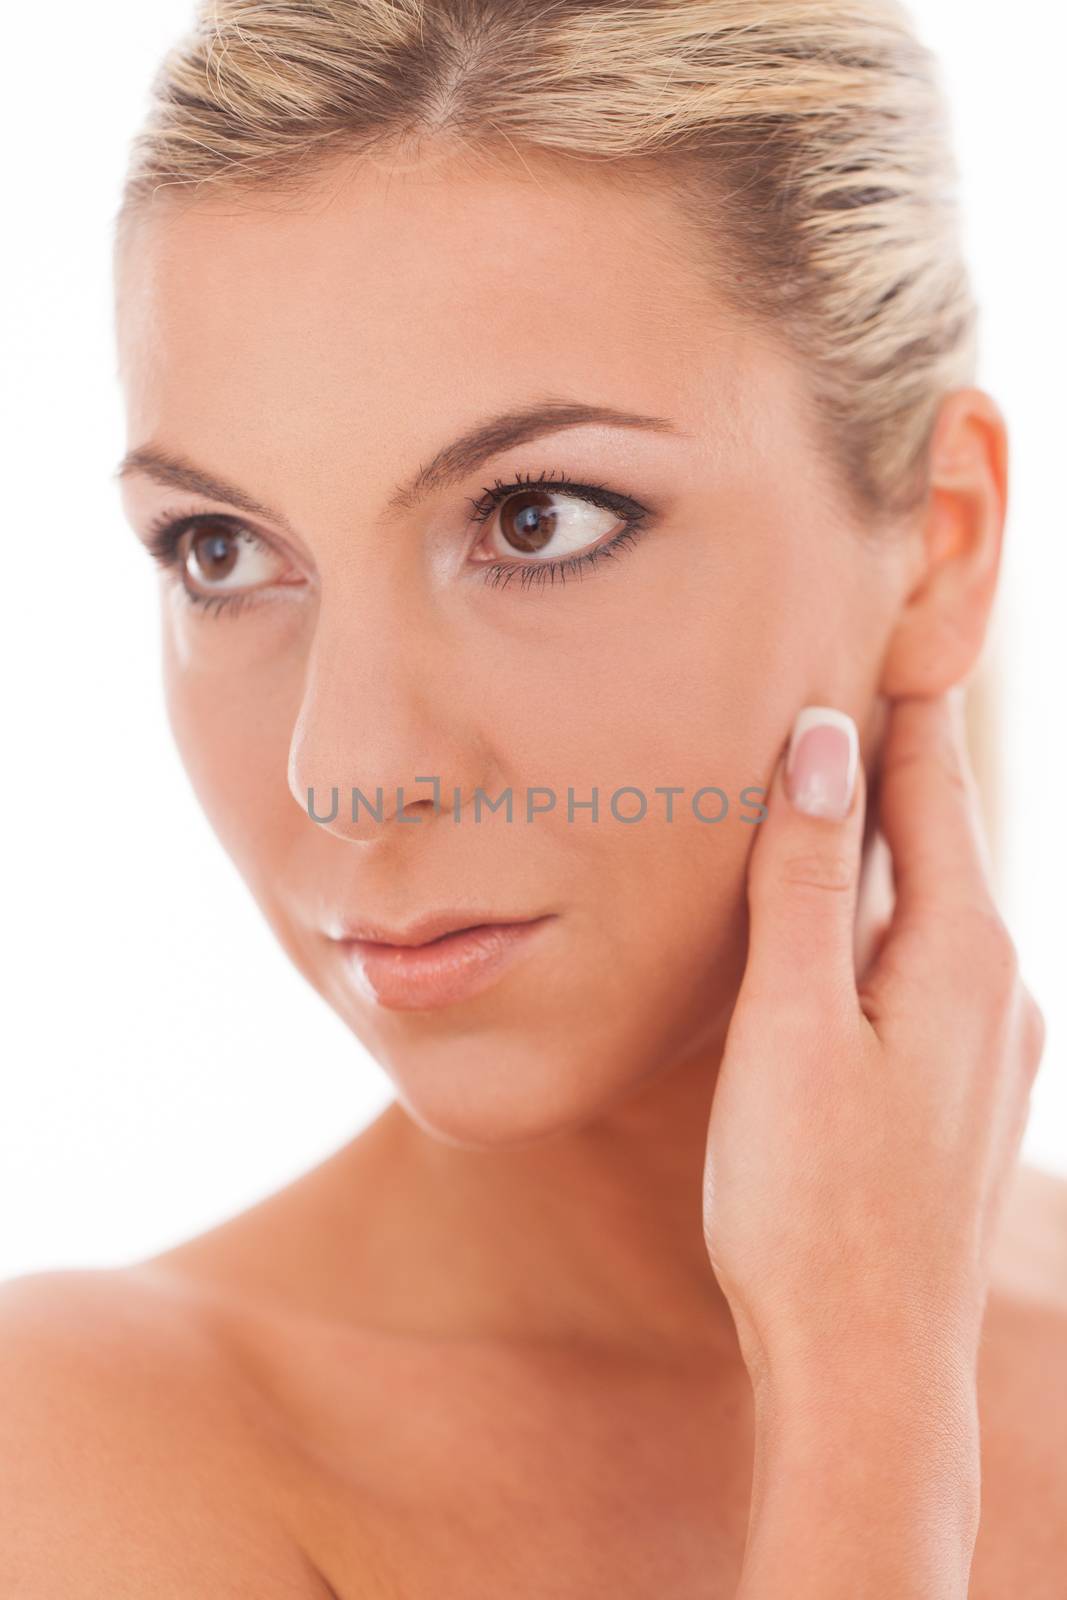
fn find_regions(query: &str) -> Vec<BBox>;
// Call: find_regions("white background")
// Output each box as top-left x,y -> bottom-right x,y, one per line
1,1 -> 1063,1282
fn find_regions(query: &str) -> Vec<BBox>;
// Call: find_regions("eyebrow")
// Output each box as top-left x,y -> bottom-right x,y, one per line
114,398 -> 682,532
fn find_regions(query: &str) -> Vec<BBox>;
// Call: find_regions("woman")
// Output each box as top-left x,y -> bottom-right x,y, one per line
2,0 -> 1063,1593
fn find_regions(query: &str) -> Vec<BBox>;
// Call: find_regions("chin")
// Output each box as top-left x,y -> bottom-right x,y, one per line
378,1028 -> 662,1151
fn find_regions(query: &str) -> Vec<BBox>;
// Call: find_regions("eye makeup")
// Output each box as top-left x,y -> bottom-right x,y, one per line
141,509 -> 289,619
138,467 -> 655,615
467,469 -> 653,591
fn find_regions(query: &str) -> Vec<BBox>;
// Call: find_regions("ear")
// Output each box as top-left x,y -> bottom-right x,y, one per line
879,387 -> 1007,698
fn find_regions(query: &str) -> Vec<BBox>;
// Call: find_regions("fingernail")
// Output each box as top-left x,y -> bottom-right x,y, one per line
785,706 -> 859,820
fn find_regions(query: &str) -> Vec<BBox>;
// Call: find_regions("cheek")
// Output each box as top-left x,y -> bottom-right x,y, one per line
513,692 -> 765,1030
453,796 -> 755,1121
472,598 -> 786,1017
478,597 -> 778,829
160,614 -> 301,877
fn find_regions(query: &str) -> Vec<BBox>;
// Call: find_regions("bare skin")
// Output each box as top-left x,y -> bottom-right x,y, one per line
2,141 -> 1064,1593
705,689 -> 1048,1593
1,1133 -> 1064,1596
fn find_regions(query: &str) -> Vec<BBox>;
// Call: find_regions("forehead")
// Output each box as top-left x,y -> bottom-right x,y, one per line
114,147 -> 794,495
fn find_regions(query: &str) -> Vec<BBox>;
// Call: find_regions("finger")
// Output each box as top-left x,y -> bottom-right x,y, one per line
853,827 -> 895,981
875,689 -> 997,922
740,705 -> 866,1014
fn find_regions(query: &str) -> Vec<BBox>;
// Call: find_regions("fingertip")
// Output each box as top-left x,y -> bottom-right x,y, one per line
784,705 -> 860,822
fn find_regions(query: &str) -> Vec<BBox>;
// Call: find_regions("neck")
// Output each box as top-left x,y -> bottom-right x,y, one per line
362,1030 -> 739,1361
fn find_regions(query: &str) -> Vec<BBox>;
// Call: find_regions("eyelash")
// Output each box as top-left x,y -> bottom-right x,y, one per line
141,470 -> 653,614
142,510 -> 270,619
467,469 -> 653,592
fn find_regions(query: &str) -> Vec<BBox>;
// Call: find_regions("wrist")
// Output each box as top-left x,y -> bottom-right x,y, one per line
750,1330 -> 981,1485
751,1361 -> 981,1484
733,1285 -> 983,1406
741,1360 -> 981,1599
750,1326 -> 980,1420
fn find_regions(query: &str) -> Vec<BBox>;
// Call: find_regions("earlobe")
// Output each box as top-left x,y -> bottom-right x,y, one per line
877,387 -> 1007,699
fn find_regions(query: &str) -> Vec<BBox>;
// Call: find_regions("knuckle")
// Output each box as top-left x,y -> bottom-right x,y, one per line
961,903 -> 1018,987
1021,992 -> 1047,1074
778,850 -> 854,895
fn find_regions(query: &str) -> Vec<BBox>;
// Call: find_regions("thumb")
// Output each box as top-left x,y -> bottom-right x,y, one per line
740,705 -> 867,1016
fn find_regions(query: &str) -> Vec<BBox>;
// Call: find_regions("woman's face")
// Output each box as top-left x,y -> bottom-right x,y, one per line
116,145 -> 908,1147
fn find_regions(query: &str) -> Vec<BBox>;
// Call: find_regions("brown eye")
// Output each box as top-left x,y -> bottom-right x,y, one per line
488,489 -> 622,562
498,490 -> 560,553
180,519 -> 283,594
188,520 -> 241,583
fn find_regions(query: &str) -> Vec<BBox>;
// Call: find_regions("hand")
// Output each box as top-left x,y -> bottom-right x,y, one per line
703,690 -> 1045,1392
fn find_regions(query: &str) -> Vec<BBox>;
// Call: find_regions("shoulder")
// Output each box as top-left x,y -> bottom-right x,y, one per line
0,1265 -> 331,1597
983,1160 -> 1067,1412
988,1159 -> 1067,1310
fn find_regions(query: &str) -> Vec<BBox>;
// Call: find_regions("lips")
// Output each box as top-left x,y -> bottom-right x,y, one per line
331,908 -> 543,948
331,912 -> 555,1011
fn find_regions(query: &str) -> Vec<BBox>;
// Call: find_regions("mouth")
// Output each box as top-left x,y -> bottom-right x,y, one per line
330,912 -> 556,1012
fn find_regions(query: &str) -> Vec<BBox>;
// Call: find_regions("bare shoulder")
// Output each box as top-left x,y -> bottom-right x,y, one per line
972,1162 -> 1067,1597
0,1265 -> 333,1598
983,1159 -> 1067,1410
989,1158 -> 1067,1309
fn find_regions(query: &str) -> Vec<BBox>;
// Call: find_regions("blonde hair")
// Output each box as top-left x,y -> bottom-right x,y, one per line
116,0 -> 1001,872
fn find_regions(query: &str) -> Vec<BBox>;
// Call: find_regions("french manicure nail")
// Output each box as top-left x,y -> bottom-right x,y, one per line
785,706 -> 859,820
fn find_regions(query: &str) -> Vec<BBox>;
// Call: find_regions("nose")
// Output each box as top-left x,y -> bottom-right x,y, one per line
287,589 -> 486,844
